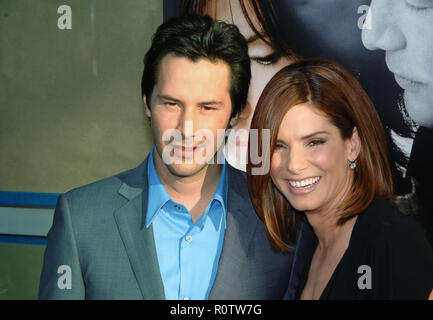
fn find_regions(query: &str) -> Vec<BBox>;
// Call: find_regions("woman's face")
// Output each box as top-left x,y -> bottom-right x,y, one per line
270,103 -> 360,215
362,0 -> 433,128
207,0 -> 296,169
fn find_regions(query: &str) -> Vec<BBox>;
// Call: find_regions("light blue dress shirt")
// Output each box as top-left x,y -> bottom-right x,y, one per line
145,146 -> 228,300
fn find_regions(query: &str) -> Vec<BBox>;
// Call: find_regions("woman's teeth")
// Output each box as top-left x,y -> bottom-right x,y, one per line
289,177 -> 320,188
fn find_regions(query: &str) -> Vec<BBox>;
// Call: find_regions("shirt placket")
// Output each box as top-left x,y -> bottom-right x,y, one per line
179,220 -> 203,300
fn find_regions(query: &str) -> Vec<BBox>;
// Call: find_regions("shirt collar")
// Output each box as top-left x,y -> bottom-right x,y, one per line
207,154 -> 228,231
145,146 -> 172,228
145,146 -> 228,230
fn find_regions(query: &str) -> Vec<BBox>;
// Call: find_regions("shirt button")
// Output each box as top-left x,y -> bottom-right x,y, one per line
183,297 -> 190,300
185,235 -> 192,243
174,204 -> 180,210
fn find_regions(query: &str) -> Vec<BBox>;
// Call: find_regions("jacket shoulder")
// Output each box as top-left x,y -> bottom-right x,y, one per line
61,160 -> 146,217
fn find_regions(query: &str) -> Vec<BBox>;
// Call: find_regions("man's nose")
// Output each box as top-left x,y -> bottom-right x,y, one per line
361,0 -> 406,52
177,107 -> 198,141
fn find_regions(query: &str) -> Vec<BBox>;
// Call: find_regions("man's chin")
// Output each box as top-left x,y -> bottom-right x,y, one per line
166,162 -> 209,178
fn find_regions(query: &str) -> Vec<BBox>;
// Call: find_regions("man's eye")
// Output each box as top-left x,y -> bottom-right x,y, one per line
201,106 -> 216,111
252,52 -> 281,66
165,102 -> 177,107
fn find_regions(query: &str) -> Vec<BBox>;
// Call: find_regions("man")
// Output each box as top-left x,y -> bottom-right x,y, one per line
38,14 -> 293,300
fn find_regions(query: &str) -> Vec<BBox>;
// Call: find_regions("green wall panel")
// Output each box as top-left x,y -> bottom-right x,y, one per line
0,0 -> 162,193
0,243 -> 46,300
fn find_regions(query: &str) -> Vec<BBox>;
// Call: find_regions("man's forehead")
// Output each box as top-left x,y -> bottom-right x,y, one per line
156,54 -> 230,80
153,55 -> 231,101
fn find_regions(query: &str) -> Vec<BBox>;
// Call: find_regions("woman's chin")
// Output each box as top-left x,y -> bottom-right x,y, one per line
288,198 -> 319,214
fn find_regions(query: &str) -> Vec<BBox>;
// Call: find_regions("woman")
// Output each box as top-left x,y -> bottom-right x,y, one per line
180,0 -> 298,170
247,59 -> 433,299
362,0 -> 433,245
266,0 -> 417,217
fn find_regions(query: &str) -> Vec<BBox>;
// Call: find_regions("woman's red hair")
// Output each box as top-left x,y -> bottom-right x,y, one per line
247,59 -> 393,251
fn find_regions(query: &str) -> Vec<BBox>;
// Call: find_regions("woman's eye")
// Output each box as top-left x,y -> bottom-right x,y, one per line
252,52 -> 281,66
307,139 -> 325,147
274,143 -> 285,150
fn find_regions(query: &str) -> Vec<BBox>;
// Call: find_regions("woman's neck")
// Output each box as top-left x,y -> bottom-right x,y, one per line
305,170 -> 356,251
306,210 -> 357,252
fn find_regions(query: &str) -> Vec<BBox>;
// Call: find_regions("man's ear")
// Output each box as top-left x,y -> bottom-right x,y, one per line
348,126 -> 361,162
143,96 -> 151,118
229,113 -> 240,128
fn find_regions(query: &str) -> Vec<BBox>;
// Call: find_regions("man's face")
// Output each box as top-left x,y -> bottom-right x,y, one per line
145,54 -> 233,178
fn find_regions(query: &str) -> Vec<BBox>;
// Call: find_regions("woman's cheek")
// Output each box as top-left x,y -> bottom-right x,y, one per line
270,152 -> 284,178
309,147 -> 334,171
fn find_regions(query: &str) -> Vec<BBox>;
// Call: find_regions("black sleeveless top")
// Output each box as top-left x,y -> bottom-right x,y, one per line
286,199 -> 433,300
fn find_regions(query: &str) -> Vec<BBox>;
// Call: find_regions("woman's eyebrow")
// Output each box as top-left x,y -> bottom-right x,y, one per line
300,131 -> 330,140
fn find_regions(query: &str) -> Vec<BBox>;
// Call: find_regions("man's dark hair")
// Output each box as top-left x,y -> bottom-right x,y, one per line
141,14 -> 251,119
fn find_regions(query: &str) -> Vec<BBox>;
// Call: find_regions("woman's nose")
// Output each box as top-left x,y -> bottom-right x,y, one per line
286,147 -> 307,174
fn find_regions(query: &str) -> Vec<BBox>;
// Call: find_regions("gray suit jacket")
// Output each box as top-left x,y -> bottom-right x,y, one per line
39,156 -> 293,299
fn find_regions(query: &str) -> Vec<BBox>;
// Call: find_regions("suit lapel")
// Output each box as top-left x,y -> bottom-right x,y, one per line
113,160 -> 258,299
114,158 -> 165,300
209,165 -> 258,299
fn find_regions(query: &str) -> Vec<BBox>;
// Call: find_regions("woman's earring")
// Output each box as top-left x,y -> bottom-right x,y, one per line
349,161 -> 356,169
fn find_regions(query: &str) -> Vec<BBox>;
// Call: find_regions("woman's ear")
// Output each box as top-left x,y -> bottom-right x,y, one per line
348,126 -> 361,162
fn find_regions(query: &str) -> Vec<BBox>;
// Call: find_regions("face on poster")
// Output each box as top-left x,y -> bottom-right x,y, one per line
362,0 -> 433,129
